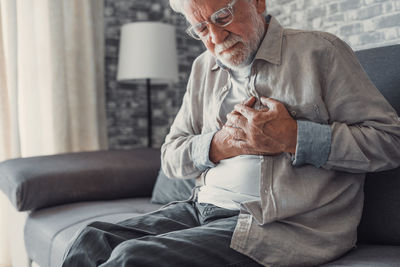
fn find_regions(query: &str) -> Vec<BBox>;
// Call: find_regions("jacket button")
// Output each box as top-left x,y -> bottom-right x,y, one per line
290,110 -> 297,116
264,189 -> 268,194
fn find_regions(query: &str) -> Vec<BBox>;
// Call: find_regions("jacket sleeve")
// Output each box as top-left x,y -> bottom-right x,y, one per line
321,38 -> 400,172
161,59 -> 216,179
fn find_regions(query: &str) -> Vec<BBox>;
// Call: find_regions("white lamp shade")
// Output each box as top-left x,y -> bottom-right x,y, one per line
117,22 -> 179,84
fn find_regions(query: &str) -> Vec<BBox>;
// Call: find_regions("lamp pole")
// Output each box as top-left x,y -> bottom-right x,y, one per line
146,78 -> 152,147
117,22 -> 178,148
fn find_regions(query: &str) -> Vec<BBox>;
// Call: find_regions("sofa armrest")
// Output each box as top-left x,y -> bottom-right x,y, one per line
0,148 -> 161,211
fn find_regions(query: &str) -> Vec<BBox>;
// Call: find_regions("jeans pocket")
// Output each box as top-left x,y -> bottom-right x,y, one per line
196,203 -> 239,224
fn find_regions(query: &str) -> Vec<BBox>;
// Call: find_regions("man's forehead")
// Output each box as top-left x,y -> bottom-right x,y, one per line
183,0 -> 232,21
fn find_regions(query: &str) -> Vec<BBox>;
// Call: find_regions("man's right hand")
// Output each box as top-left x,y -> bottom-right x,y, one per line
209,97 -> 257,164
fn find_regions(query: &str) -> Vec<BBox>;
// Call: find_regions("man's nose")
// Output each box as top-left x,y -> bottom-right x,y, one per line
208,23 -> 228,44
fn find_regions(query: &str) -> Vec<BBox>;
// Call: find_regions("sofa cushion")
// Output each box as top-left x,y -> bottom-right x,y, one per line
24,197 -> 162,267
321,245 -> 400,266
150,169 -> 196,204
0,148 -> 160,211
355,44 -> 400,115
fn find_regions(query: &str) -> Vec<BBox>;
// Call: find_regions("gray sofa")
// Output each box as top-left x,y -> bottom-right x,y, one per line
1,44 -> 399,267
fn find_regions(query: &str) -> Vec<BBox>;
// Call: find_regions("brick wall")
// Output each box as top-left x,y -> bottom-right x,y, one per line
105,0 -> 204,149
268,0 -> 400,50
105,0 -> 399,149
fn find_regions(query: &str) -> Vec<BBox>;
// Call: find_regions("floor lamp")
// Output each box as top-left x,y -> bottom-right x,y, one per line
117,22 -> 179,147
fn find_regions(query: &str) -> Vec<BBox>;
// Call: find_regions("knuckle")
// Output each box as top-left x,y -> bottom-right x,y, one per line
223,125 -> 231,134
226,113 -> 234,121
237,129 -> 244,139
232,114 -> 239,122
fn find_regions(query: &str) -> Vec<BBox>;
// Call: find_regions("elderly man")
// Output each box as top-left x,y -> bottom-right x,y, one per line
62,0 -> 400,266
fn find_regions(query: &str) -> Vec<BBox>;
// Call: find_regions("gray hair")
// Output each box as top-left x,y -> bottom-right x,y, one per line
169,0 -> 268,16
169,0 -> 185,14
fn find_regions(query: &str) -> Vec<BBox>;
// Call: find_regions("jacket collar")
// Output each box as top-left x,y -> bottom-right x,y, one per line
211,15 -> 284,71
254,15 -> 284,65
211,59 -> 228,71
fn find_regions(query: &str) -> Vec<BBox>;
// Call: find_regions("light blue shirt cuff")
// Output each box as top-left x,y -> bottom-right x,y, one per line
191,131 -> 217,171
292,120 -> 332,168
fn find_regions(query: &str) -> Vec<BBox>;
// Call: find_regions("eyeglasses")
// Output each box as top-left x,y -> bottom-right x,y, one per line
186,0 -> 238,40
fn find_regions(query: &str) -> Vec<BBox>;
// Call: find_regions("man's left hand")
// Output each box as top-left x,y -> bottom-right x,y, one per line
224,96 -> 297,155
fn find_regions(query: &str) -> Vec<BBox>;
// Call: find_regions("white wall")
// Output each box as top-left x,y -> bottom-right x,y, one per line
268,0 -> 400,50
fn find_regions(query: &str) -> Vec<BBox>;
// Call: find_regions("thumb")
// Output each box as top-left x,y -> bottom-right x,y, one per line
260,97 -> 279,110
242,96 -> 257,107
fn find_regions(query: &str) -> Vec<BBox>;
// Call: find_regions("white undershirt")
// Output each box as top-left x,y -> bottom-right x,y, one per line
197,64 -> 262,210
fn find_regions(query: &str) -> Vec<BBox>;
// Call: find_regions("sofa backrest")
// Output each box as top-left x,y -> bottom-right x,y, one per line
355,44 -> 400,246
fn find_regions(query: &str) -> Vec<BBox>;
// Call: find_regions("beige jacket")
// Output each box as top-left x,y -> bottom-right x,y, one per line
161,16 -> 400,266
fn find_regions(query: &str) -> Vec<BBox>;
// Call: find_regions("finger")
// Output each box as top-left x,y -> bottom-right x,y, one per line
242,96 -> 257,107
223,125 -> 246,140
260,97 -> 280,111
226,112 -> 247,129
233,104 -> 257,120
230,97 -> 256,116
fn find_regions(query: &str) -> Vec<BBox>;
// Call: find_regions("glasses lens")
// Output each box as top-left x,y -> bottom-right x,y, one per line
186,2 -> 235,40
187,22 -> 208,40
211,8 -> 233,26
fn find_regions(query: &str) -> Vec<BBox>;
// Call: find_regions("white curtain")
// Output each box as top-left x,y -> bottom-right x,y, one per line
0,0 -> 108,266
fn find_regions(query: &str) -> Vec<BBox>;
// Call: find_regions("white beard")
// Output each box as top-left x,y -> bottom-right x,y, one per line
215,16 -> 265,70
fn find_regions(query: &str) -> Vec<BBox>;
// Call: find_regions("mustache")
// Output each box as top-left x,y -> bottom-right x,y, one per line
215,34 -> 242,54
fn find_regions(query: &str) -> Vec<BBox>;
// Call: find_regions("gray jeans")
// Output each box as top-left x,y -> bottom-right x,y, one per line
61,201 -> 263,267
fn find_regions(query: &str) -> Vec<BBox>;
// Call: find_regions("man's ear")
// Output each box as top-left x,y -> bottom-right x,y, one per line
254,0 -> 266,14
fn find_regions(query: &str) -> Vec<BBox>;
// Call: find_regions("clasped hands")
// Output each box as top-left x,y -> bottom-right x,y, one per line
209,96 -> 298,163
